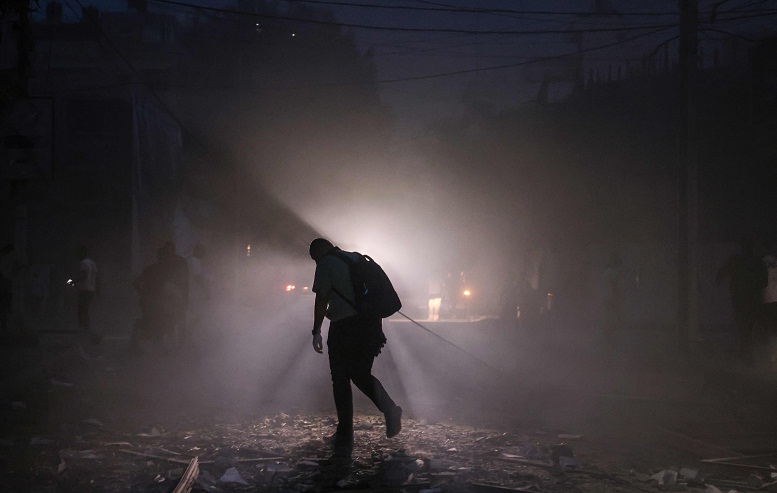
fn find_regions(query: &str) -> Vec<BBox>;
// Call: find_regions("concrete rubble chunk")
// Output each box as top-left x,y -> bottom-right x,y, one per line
651,469 -> 678,486
219,466 -> 248,485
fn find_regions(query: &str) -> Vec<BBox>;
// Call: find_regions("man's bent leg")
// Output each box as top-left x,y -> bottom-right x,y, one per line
77,291 -> 92,328
350,350 -> 401,438
328,324 -> 354,439
350,351 -> 396,414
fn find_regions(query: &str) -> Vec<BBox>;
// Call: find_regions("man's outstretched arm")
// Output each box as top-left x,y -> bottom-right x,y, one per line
312,291 -> 329,353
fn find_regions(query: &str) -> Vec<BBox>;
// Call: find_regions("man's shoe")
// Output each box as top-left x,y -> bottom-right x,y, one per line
385,406 -> 402,438
327,432 -> 353,457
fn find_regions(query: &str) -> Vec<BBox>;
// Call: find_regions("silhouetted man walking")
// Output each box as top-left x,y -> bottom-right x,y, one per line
309,238 -> 401,457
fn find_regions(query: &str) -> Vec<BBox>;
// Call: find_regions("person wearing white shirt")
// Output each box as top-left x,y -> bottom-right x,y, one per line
74,245 -> 99,343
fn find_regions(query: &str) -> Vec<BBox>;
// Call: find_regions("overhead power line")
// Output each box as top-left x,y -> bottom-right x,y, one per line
61,0 -> 777,91
148,0 -> 680,35
282,0 -> 682,17
376,25 -> 676,84
284,0 -> 777,21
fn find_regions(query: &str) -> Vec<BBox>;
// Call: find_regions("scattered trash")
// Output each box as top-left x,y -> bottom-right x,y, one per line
103,441 -> 133,447
550,443 -> 574,466
471,481 -> 538,492
4,402 -> 771,493
78,450 -> 103,459
747,474 -> 764,488
631,471 -> 654,482
558,456 -> 578,469
429,459 -> 457,471
764,480 -> 777,492
147,446 -> 181,456
508,443 -> 543,460
196,470 -> 220,492
136,427 -> 162,437
219,467 -> 248,485
294,484 -> 318,493
379,459 -> 414,483
335,477 -> 370,489
265,462 -> 291,473
651,469 -> 678,486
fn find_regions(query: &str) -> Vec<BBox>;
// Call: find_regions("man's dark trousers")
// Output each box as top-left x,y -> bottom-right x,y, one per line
327,315 -> 395,437
77,290 -> 93,328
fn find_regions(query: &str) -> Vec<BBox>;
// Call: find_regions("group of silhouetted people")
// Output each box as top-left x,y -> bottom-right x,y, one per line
426,271 -> 470,321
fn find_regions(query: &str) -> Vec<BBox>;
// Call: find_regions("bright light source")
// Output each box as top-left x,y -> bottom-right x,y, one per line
463,289 -> 471,297
246,244 -> 251,257
285,284 -> 296,292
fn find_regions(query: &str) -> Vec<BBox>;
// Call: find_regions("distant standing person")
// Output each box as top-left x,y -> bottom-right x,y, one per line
716,236 -> 768,364
427,272 -> 443,321
160,242 -> 189,346
74,245 -> 100,343
309,238 -> 402,457
441,271 -> 455,319
758,241 -> 777,367
186,243 -> 210,347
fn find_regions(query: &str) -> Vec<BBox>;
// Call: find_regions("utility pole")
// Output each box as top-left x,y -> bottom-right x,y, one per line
678,0 -> 699,351
1,0 -> 35,341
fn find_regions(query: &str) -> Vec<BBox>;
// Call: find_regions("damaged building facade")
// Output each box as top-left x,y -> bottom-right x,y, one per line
0,3 -> 187,333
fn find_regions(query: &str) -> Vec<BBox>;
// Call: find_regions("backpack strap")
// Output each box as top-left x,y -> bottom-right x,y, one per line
324,251 -> 359,311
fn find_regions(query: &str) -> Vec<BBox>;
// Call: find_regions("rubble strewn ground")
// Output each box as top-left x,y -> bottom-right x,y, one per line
2,319 -> 777,492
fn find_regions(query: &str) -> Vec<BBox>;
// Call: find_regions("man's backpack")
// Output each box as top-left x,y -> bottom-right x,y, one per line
330,251 -> 402,318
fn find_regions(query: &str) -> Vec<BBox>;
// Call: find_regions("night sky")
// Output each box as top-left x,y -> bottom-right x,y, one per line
42,0 -> 777,132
